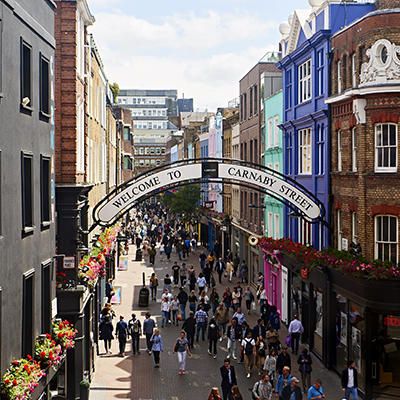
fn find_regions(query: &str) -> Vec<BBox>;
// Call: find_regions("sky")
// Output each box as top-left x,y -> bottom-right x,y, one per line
88,0 -> 311,111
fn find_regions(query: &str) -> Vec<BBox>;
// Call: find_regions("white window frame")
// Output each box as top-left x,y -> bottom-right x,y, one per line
337,209 -> 342,250
267,118 -> 273,148
351,212 -> 358,243
274,162 -> 280,172
375,123 -> 398,172
337,60 -> 342,94
274,116 -> 280,146
352,54 -> 357,88
298,218 -> 311,245
375,215 -> 398,263
352,127 -> 357,172
299,128 -> 312,175
317,49 -> 324,96
337,130 -> 342,172
274,213 -> 280,239
317,124 -> 324,176
267,212 -> 273,238
298,59 -> 312,104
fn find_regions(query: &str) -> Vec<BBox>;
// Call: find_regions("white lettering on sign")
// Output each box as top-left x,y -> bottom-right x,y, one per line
218,164 -> 321,220
96,164 -> 202,223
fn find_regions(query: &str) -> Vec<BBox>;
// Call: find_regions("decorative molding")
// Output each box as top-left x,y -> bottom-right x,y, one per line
360,39 -> 400,86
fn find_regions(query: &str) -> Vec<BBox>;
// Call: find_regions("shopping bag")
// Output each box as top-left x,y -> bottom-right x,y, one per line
285,335 -> 291,347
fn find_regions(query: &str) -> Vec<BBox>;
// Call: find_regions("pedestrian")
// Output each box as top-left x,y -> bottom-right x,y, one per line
199,251 -> 207,270
115,315 -> 129,357
307,378 -> 325,400
216,258 -> 225,284
143,312 -> 156,354
177,287 -> 188,321
149,272 -> 158,301
231,288 -> 240,311
182,311 -> 196,350
341,360 -> 359,400
180,262 -> 187,287
226,318 -> 241,360
99,303 -> 115,354
208,317 -> 220,358
197,272 -> 207,295
195,305 -> 208,342
222,287 -> 232,309
148,245 -> 156,265
189,268 -> 197,292
215,303 -> 229,340
231,385 -> 243,400
150,328 -> 164,368
188,290 -> 197,314
252,373 -> 273,400
172,261 -> 180,286
161,297 -> 171,328
173,330 -> 191,375
232,307 -> 246,328
268,306 -> 281,331
297,347 -> 312,394
255,335 -> 267,375
241,331 -> 256,378
225,259 -> 234,282
276,346 -> 291,375
207,252 -> 215,269
105,278 -> 114,303
263,348 -> 278,386
253,318 -> 266,340
209,287 -> 220,315
220,358 -> 237,400
208,387 -> 223,400
163,273 -> 172,292
170,296 -> 180,326
288,314 -> 304,355
239,260 -> 248,283
260,300 -> 270,327
276,366 -> 293,400
281,376 -> 302,400
244,286 -> 255,314
128,313 -> 141,355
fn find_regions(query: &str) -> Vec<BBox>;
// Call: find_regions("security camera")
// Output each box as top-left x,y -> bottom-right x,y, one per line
22,97 -> 30,107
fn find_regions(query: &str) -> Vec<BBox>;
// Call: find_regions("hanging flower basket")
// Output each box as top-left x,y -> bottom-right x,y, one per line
300,267 -> 310,280
34,335 -> 62,369
52,320 -> 77,351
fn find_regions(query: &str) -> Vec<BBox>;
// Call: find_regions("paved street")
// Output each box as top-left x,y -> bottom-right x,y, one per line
90,245 -> 342,400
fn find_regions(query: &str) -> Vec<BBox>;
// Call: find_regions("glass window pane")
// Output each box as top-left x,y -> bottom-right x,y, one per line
383,217 -> 389,241
390,217 -> 397,242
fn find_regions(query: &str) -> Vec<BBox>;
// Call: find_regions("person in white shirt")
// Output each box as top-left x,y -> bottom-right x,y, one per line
341,360 -> 359,400
241,331 -> 256,378
288,315 -> 304,355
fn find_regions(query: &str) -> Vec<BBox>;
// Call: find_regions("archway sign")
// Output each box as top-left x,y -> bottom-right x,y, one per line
92,158 -> 325,228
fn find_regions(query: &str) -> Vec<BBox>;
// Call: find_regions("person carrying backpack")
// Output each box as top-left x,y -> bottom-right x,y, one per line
128,313 -> 142,355
241,331 -> 256,378
252,373 -> 273,400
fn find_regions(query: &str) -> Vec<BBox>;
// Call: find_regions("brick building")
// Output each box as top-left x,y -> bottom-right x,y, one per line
326,4 -> 400,397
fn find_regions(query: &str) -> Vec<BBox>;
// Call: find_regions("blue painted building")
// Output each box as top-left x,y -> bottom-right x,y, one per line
278,1 -> 375,250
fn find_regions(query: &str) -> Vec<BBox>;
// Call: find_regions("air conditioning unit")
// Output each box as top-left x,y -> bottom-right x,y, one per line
341,238 -> 348,251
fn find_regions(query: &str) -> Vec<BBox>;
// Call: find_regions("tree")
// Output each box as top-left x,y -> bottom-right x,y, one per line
109,82 -> 120,104
162,184 -> 201,216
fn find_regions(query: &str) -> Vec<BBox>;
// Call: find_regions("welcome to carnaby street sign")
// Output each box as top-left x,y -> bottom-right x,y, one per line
92,159 -> 325,228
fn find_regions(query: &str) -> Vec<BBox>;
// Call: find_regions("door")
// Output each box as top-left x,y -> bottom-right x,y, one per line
281,266 -> 288,324
271,273 -> 277,308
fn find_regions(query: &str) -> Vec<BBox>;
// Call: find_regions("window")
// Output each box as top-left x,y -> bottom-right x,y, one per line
317,49 -> 324,96
375,124 -> 397,172
40,156 -> 51,226
240,95 -> 243,121
299,128 -> 312,175
285,69 -> 292,109
274,162 -> 280,172
351,212 -> 358,244
254,139 -> 258,164
41,262 -> 51,332
249,87 -> 253,117
254,85 -> 258,115
352,127 -> 357,172
352,54 -> 357,88
268,212 -> 273,237
375,215 -> 398,263
299,218 -> 311,245
267,118 -> 273,148
286,132 -> 293,175
39,55 -> 50,116
274,214 -> 280,239
21,153 -> 33,231
0,150 -> 2,235
22,271 -> 34,356
337,60 -> 342,94
298,59 -> 312,103
337,130 -> 342,172
337,209 -> 342,250
243,93 -> 247,120
317,124 -> 324,175
20,39 -> 32,108
249,140 -> 253,163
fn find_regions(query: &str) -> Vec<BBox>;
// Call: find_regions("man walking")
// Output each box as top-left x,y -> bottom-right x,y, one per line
195,305 -> 208,342
288,314 -> 303,355
177,286 -> 188,321
182,311 -> 196,350
341,360 -> 359,399
128,313 -> 142,355
241,330 -> 256,378
281,377 -> 302,400
115,315 -> 129,357
252,373 -> 273,400
220,358 -> 237,400
143,312 -> 156,354
215,258 -> 225,284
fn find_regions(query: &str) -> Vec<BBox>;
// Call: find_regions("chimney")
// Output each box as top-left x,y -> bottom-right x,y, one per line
376,0 -> 400,9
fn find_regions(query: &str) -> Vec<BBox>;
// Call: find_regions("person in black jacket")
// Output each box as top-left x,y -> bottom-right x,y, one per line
208,317 -> 220,358
297,347 -> 312,393
252,318 -> 266,340
182,311 -> 196,350
177,287 -> 188,320
276,346 -> 291,374
220,358 -> 237,400
341,360 -> 359,400
281,377 -> 302,400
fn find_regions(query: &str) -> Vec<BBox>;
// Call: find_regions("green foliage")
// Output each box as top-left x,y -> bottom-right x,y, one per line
162,184 -> 201,216
109,82 -> 120,104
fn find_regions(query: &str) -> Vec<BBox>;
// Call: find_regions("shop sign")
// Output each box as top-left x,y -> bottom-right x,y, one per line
63,256 -> 75,269
384,316 -> 400,327
204,201 -> 214,209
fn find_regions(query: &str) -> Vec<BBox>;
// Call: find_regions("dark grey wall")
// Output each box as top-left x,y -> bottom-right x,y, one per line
0,0 -> 55,371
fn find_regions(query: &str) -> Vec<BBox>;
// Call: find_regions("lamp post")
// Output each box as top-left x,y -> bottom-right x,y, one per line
116,232 -> 127,272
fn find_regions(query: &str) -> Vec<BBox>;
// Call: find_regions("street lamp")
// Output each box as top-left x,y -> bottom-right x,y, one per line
116,232 -> 127,274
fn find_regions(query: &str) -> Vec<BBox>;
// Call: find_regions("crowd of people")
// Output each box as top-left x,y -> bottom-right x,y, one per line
99,204 -> 358,400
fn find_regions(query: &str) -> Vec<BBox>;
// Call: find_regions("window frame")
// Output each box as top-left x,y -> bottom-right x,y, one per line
375,123 -> 398,173
298,59 -> 312,104
21,152 -> 34,234
39,53 -> 50,118
337,209 -> 342,250
316,49 -> 324,97
298,128 -> 312,175
351,127 -> 357,172
337,60 -> 342,94
374,215 -> 398,263
20,38 -> 33,111
285,69 -> 292,110
351,212 -> 358,244
22,269 -> 35,356
351,53 -> 357,88
40,155 -> 51,228
337,130 -> 342,172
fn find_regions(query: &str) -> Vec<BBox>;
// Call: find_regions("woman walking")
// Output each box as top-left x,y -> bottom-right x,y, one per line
149,272 -> 158,301
173,330 -> 191,375
263,349 -> 278,386
188,290 -> 197,314
208,317 -> 220,358
170,295 -> 180,326
150,328 -> 164,368
99,303 -> 115,354
244,286 -> 255,314
209,288 -> 220,315
161,297 -> 171,328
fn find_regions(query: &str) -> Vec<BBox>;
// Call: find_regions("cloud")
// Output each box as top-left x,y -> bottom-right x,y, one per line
89,8 -> 280,110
